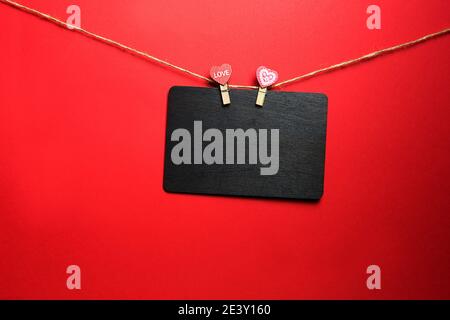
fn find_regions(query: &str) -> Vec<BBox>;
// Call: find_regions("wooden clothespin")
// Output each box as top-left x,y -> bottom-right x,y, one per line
210,64 -> 232,106
256,66 -> 278,107
220,83 -> 230,105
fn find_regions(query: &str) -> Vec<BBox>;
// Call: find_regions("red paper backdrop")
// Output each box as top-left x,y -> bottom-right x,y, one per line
0,0 -> 449,299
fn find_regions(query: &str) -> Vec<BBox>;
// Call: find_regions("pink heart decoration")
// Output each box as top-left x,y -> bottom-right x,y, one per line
256,66 -> 278,88
210,64 -> 232,85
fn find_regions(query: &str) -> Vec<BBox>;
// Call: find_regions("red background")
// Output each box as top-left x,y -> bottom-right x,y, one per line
0,0 -> 449,299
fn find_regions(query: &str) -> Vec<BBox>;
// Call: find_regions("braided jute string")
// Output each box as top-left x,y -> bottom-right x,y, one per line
1,0 -> 449,90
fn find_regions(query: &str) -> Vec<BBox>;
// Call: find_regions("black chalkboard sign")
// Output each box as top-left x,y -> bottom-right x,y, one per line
163,86 -> 328,200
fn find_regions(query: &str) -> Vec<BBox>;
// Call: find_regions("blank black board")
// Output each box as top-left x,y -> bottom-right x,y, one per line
163,86 -> 328,200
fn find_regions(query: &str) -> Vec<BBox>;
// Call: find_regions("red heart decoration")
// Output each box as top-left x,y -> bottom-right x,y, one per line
210,64 -> 232,85
256,66 -> 278,88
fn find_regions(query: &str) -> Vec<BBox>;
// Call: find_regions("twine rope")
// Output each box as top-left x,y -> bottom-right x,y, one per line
1,0 -> 449,90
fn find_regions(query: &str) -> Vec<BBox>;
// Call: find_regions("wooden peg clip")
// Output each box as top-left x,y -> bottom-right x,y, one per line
210,64 -> 232,106
256,87 -> 267,107
256,66 -> 279,107
220,83 -> 231,105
